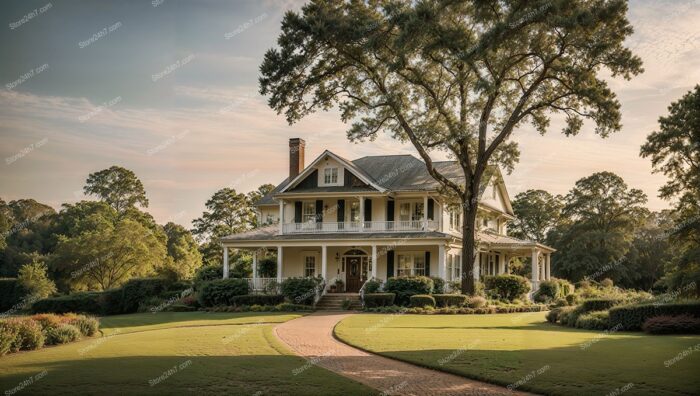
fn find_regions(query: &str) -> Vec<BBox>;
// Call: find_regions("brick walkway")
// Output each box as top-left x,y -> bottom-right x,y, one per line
275,312 -> 533,395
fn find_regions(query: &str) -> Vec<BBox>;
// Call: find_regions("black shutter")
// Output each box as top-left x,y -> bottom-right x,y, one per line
424,251 -> 431,277
387,200 -> 394,221
315,200 -> 323,223
337,199 -> 345,222
294,201 -> 302,223
427,198 -> 435,220
364,198 -> 372,222
387,250 -> 394,279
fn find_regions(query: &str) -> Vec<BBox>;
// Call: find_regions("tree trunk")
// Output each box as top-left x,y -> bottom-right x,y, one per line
460,180 -> 480,295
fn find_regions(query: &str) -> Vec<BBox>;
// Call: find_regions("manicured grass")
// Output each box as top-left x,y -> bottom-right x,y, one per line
0,312 -> 374,395
335,312 -> 700,396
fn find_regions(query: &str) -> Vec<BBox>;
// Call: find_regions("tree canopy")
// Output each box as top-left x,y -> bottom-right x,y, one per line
510,189 -> 563,242
260,0 -> 642,293
84,166 -> 149,213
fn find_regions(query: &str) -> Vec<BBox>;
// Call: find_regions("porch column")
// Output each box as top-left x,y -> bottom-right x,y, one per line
438,244 -> 446,279
437,200 -> 443,231
252,249 -> 258,284
321,245 -> 328,281
278,199 -> 284,235
277,246 -> 283,283
423,194 -> 429,229
371,244 -> 377,279
531,249 -> 539,289
359,196 -> 365,228
546,253 -> 551,280
223,246 -> 229,279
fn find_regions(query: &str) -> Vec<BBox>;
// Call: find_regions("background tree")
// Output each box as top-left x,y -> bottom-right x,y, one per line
621,211 -> 673,290
247,184 -> 276,227
84,166 -> 149,213
510,189 -> 563,242
260,0 -> 642,294
640,85 -> 700,294
17,260 -> 56,299
160,222 -> 203,280
0,199 -> 56,277
551,172 -> 647,282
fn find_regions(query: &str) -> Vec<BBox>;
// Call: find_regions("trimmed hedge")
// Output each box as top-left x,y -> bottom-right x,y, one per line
229,294 -> 284,307
609,301 -> 700,331
546,307 -> 565,323
32,292 -> 102,315
581,298 -> 622,312
363,293 -> 395,308
409,294 -> 436,308
121,278 -> 172,314
483,275 -> 530,301
364,304 -> 547,314
575,311 -> 610,330
430,277 -> 446,294
198,279 -> 249,307
433,294 -> 468,307
534,280 -> 559,302
642,315 -> 700,334
281,277 -> 321,305
384,276 -> 434,306
0,278 -> 27,312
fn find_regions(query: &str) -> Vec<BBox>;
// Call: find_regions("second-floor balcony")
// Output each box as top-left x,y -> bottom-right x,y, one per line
282,220 -> 439,234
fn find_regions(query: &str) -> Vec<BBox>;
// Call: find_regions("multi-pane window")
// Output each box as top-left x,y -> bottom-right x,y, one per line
324,168 -> 338,184
450,209 -> 461,230
397,253 -> 426,276
349,201 -> 360,222
304,255 -> 316,277
399,203 -> 411,221
412,203 -> 424,221
303,202 -> 316,223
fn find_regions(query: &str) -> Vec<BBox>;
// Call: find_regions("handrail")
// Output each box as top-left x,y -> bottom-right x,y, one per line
358,278 -> 374,308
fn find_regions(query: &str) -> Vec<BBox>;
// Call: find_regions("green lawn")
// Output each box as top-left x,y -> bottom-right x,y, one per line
335,312 -> 700,396
0,312 -> 374,395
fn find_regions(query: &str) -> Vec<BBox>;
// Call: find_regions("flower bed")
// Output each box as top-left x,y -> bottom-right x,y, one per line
1,313 -> 99,356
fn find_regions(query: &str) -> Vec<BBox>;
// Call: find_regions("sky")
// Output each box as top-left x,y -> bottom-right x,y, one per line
1,0 -> 699,227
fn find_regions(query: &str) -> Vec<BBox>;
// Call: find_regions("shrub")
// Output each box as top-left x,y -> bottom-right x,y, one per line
342,299 -> 353,310
363,293 -> 395,308
197,278 -> 249,307
30,313 -> 64,332
433,294 -> 468,307
68,316 -> 99,336
229,294 -> 284,306
483,275 -> 530,301
180,295 -> 199,308
409,294 -> 436,308
17,261 -> 57,300
609,301 -> 700,331
642,315 -> 700,335
32,292 -> 102,315
99,288 -> 125,315
363,278 -> 382,294
535,280 -> 559,302
121,278 -> 172,314
0,278 -> 29,312
194,265 -> 223,288
257,257 -> 277,278
10,318 -> 44,351
275,303 -> 314,312
552,298 -> 568,307
47,324 -> 81,344
0,320 -> 19,355
137,297 -> 167,313
576,311 -> 610,330
581,298 -> 622,312
384,276 -> 434,306
168,304 -> 196,312
466,296 -> 487,308
430,277 -> 445,294
565,294 -> 579,306
546,307 -> 564,323
600,278 -> 614,288
555,278 -> 574,297
280,277 -> 321,305
556,306 -> 577,325
264,280 -> 280,295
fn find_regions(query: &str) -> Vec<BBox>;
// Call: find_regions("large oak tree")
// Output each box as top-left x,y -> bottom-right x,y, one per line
260,0 -> 642,293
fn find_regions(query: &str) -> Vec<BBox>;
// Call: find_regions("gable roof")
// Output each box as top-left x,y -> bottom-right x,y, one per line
256,153 -> 514,215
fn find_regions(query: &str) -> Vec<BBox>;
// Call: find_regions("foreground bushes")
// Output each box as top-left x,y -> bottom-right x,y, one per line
204,303 -> 314,313
363,293 -> 395,308
364,304 -> 547,314
410,295 -> 436,308
383,276 -> 433,306
433,294 -> 468,307
575,311 -> 610,330
0,313 -> 99,356
642,315 -> 700,334
609,301 -> 700,330
229,294 -> 284,307
280,277 -> 322,305
483,275 -> 530,301
197,279 -> 249,307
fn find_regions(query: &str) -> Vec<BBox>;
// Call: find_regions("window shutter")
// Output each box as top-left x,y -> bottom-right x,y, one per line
387,250 -> 394,279
427,198 -> 434,220
387,200 -> 394,221
315,200 -> 323,223
364,198 -> 372,222
337,199 -> 345,222
294,201 -> 302,223
424,251 -> 431,277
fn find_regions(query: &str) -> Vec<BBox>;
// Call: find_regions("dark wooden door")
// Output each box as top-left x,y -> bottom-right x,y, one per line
345,257 -> 362,292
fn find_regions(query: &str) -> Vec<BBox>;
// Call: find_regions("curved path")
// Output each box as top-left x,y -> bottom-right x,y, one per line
275,312 -> 533,396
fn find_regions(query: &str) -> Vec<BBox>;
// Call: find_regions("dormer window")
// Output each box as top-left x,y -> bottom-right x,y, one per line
323,167 -> 338,184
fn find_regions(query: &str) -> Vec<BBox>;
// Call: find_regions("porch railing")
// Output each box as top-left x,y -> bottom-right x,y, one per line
282,220 -> 439,234
246,277 -> 286,292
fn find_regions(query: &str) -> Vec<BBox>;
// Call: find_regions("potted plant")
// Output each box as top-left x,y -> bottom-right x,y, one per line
334,278 -> 345,293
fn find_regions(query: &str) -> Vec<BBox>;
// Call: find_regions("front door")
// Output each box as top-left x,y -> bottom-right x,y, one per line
345,257 -> 362,292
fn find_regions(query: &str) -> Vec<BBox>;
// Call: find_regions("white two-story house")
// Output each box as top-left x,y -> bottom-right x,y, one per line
221,138 -> 554,293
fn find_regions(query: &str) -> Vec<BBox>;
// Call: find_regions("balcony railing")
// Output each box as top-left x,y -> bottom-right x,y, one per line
282,220 -> 439,234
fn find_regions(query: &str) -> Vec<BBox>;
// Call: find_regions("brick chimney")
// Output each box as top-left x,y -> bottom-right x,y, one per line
289,138 -> 305,180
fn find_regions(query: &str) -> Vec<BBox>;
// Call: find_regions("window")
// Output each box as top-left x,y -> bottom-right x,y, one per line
397,253 -> 426,276
450,209 -> 461,230
303,202 -> 316,223
304,255 -> 316,277
412,203 -> 424,221
323,167 -> 338,184
349,201 -> 360,222
399,203 -> 411,221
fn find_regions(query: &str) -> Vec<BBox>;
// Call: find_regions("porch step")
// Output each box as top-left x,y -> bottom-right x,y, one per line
315,294 -> 362,311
